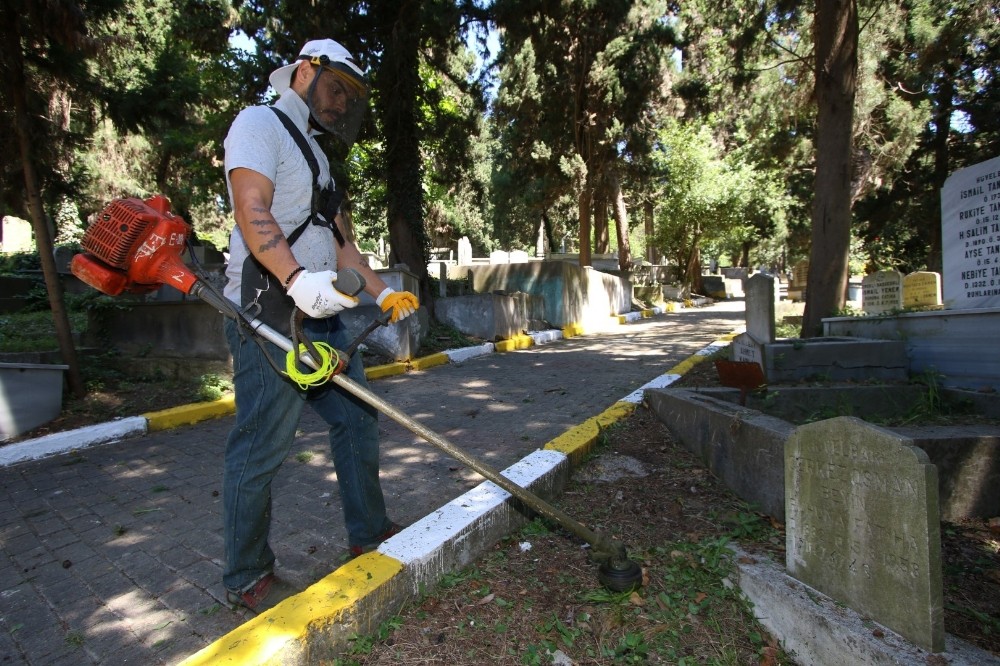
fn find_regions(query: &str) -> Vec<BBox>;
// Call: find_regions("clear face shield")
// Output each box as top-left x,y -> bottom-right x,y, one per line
304,55 -> 369,147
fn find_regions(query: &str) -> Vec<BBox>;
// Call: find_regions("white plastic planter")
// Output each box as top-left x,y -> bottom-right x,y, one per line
0,363 -> 69,440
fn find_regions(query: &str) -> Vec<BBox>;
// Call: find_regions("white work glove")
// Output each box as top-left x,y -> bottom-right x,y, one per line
376,287 -> 419,323
286,270 -> 359,318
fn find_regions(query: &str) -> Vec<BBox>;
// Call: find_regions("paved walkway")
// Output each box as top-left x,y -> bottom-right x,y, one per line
0,302 -> 744,665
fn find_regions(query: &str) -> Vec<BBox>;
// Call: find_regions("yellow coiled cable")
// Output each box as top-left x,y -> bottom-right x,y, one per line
284,342 -> 341,389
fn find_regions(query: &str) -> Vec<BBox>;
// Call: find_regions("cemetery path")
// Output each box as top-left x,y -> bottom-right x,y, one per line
0,302 -> 749,665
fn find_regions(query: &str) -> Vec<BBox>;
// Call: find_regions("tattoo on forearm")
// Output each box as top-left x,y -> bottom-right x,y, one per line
247,216 -> 283,253
258,236 -> 281,252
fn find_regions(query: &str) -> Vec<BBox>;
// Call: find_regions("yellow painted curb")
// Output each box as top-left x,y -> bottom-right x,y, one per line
365,362 -> 408,380
544,402 -> 635,466
594,401 -> 636,428
562,323 -> 585,338
179,553 -> 404,666
410,353 -> 449,371
666,333 -> 734,375
495,334 -> 534,352
616,314 -> 628,325
667,354 -> 709,376
144,395 -> 235,432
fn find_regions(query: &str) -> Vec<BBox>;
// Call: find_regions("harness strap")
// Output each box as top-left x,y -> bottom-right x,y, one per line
269,106 -> 346,247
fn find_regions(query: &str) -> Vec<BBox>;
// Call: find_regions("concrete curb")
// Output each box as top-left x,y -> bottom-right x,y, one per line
0,416 -> 148,466
734,546 -> 999,665
178,330 -> 734,666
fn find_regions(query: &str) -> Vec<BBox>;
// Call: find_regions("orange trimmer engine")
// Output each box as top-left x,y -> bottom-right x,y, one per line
71,195 -> 200,296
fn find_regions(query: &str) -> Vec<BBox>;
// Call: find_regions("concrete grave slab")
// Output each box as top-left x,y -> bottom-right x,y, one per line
785,417 -> 944,653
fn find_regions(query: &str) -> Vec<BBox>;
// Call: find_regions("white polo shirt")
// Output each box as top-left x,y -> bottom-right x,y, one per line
222,90 -> 339,303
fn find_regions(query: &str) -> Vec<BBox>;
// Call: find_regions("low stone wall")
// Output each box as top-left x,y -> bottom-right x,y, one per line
647,385 -> 1000,521
83,299 -> 429,378
446,262 -> 630,328
823,308 -> 1000,392
434,293 -> 542,341
645,388 -> 791,521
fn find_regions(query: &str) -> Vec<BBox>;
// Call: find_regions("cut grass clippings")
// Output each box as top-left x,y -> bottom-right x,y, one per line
338,407 -> 790,665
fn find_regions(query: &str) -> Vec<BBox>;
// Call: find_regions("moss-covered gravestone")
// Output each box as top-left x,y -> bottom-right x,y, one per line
785,417 -> 944,652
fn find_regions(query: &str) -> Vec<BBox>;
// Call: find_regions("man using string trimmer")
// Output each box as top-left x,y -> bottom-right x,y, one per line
220,38 -> 418,611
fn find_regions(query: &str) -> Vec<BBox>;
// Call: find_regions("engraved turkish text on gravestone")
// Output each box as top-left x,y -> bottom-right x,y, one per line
861,270 -> 903,314
902,271 -> 942,309
940,155 -> 1000,309
785,417 -> 944,652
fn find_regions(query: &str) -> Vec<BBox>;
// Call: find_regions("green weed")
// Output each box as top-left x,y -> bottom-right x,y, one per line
196,373 -> 233,402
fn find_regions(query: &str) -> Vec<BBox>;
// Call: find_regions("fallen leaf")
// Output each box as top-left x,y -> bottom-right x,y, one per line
759,646 -> 779,666
694,592 -> 708,604
476,593 -> 495,605
629,591 -> 644,605
738,556 -> 756,565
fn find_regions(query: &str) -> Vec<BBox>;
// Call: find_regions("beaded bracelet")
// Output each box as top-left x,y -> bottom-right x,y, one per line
283,266 -> 306,290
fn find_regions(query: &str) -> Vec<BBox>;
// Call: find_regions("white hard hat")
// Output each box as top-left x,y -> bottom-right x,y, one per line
268,39 -> 366,94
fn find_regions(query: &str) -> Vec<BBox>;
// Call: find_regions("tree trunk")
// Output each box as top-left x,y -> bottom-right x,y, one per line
684,242 -> 702,295
609,168 -> 631,273
542,211 -> 555,254
643,200 -> 655,264
593,180 -> 608,254
802,0 -> 858,338
376,1 -> 430,306
578,174 -> 592,267
4,24 -> 85,398
928,65 -> 956,274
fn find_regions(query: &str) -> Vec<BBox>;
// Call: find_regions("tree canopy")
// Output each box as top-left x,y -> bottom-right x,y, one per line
2,0 -> 997,331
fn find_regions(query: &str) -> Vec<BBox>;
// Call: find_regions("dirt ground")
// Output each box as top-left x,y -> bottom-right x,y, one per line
7,351 -> 999,664
346,361 -> 1000,665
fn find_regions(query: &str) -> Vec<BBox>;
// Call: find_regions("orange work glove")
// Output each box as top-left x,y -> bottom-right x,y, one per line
376,288 -> 419,323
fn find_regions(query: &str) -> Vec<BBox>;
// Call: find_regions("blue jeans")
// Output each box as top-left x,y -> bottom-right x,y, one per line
222,315 -> 390,592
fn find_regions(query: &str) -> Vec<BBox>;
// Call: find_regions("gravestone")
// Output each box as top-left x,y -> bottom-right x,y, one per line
792,260 -> 809,287
457,236 -> 472,266
785,417 -> 944,652
700,275 -> 726,298
902,271 -> 943,309
489,250 -> 510,264
940,155 -> 1000,309
727,275 -> 776,379
787,261 -> 808,301
52,245 -> 75,274
861,270 -> 903,314
509,250 -> 530,263
746,274 -> 776,344
730,333 -> 763,368
1,216 -> 34,253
